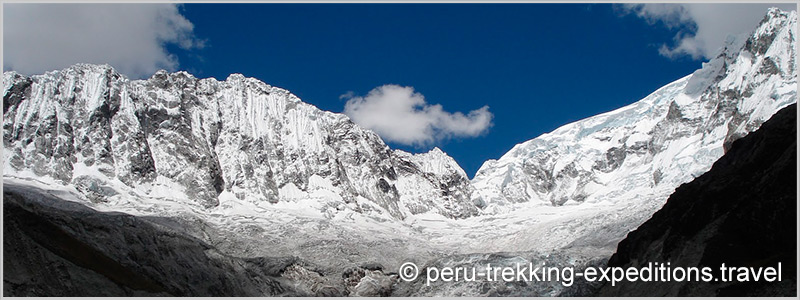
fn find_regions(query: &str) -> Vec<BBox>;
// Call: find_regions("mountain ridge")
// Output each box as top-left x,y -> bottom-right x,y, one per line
4,7 -> 797,223
471,8 -> 796,212
2,7 -> 797,297
3,63 -> 479,220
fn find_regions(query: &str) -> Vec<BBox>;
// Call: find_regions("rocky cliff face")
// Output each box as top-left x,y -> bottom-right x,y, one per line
3,65 -> 478,220
600,103 -> 796,296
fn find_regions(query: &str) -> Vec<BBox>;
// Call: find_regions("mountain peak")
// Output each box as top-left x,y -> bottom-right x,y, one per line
471,7 -> 796,229
225,72 -> 247,82
60,63 -> 119,77
3,62 -> 480,220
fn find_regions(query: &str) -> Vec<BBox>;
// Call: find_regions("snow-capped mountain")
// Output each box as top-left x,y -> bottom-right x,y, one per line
2,7 -> 796,297
472,8 -> 796,214
3,65 -> 479,221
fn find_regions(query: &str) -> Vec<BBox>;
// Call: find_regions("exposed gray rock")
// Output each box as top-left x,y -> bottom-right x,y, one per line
3,64 -> 478,219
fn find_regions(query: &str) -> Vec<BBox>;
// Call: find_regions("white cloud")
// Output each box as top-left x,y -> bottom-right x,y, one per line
342,85 -> 493,146
3,4 -> 204,78
619,3 -> 797,59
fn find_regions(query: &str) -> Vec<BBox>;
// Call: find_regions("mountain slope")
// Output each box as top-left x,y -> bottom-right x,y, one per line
600,103 -> 796,296
3,65 -> 478,220
472,8 -> 796,212
452,8 -> 797,258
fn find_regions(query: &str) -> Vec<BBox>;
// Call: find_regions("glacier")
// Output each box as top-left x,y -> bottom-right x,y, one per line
2,8 -> 797,297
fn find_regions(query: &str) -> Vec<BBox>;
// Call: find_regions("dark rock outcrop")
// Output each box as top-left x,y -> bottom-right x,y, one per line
600,104 -> 797,296
3,184 -> 327,296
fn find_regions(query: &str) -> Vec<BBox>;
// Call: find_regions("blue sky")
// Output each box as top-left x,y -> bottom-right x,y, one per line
5,3 -> 794,177
174,3 -> 702,176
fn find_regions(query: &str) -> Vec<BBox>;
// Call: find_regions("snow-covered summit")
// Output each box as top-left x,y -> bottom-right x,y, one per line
3,63 -> 479,221
471,8 -> 796,215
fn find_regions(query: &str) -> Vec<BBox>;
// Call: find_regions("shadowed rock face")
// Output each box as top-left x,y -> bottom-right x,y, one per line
599,104 -> 797,297
2,186 -> 293,296
2,185 -> 404,297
